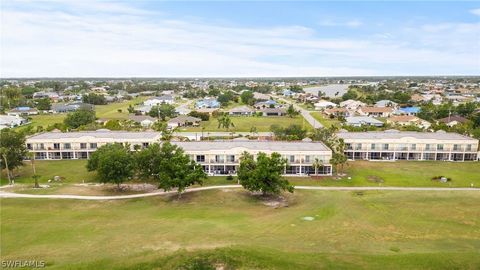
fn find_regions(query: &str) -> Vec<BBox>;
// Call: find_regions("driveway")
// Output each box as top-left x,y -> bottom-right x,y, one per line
274,96 -> 323,129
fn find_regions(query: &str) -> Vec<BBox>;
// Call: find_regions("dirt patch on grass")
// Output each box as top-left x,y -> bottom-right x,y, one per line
366,175 -> 384,183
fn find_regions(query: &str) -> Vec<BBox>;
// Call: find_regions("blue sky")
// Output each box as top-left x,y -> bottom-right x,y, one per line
1,1 -> 479,77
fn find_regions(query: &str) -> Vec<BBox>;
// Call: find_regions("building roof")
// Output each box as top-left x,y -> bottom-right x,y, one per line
437,115 -> 469,124
375,100 -> 398,107
359,106 -> 394,113
27,131 -> 162,140
229,106 -> 255,113
128,115 -> 157,122
337,130 -> 477,141
346,116 -> 384,124
387,115 -> 420,123
172,141 -> 331,152
168,115 -> 201,124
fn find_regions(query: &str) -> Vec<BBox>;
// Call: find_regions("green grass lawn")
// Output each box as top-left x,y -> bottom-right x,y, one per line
95,97 -> 147,119
310,112 -> 341,128
3,160 -> 479,189
1,190 -> 479,269
182,115 -> 312,132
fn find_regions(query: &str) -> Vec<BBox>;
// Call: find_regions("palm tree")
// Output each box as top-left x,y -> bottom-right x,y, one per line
217,114 -> 235,131
250,126 -> 258,137
312,158 -> 323,176
27,152 -> 40,188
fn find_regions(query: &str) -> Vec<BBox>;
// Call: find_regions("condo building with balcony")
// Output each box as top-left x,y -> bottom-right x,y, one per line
338,130 -> 479,161
25,131 -> 333,176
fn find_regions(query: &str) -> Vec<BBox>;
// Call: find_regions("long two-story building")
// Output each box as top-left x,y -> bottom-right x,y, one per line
26,131 -> 333,176
337,130 -> 479,161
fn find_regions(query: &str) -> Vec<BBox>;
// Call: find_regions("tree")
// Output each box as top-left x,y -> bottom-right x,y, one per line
64,108 -> 96,129
135,143 -> 206,197
250,126 -> 258,136
240,91 -> 255,105
86,144 -> 134,189
217,114 -> 235,131
36,98 -> 51,110
82,93 -> 107,105
312,158 -> 323,176
289,85 -> 303,93
286,104 -> 299,118
237,152 -> 294,196
0,130 -> 28,184
148,103 -> 176,120
342,89 -> 358,101
270,124 -> 306,141
27,152 -> 40,188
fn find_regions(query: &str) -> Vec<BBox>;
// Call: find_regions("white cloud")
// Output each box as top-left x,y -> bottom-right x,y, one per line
0,1 -> 479,77
470,8 -> 480,16
318,19 -> 363,28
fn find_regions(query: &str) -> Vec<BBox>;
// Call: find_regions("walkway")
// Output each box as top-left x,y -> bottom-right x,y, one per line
1,185 -> 478,200
274,96 -> 323,129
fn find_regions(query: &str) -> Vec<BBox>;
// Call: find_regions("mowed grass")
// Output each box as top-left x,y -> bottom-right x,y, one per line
310,111 -> 341,128
1,190 -> 479,269
183,115 -> 312,132
95,97 -> 147,119
3,160 -> 479,191
15,98 -> 148,131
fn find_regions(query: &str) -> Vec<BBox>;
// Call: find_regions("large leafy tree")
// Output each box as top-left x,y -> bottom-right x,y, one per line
238,152 -> 294,196
136,142 -> 206,196
64,108 -> 96,129
36,98 -> 51,110
240,90 -> 255,105
86,144 -> 134,188
286,104 -> 299,118
0,129 -> 28,184
148,103 -> 176,120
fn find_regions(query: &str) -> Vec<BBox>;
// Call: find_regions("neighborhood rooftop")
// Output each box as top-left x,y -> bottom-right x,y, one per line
337,130 -> 477,141
173,141 -> 331,152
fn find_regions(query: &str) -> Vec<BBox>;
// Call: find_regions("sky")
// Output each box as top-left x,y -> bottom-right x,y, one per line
1,1 -> 479,77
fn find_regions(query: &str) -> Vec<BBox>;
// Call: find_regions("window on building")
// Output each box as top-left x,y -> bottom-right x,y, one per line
90,143 -> 97,149
410,144 -> 416,150
345,143 -> 352,150
196,155 -> 205,162
453,144 -> 460,151
437,144 -> 444,151
215,155 -> 224,163
64,143 -> 71,149
142,142 -> 149,148
80,143 -> 87,149
425,144 -> 432,151
466,144 -> 472,151
305,155 -> 311,162
27,143 -> 32,150
289,155 -> 295,163
227,155 -> 235,162
37,143 -> 45,150
355,144 -> 362,150
53,143 -> 60,150
383,144 -> 389,150
371,144 -> 376,150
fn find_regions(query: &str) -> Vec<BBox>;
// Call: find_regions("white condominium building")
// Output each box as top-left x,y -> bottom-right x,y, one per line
26,131 -> 333,176
338,130 -> 479,161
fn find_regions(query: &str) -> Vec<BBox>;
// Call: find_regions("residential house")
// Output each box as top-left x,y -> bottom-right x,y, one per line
167,116 -> 201,129
314,100 -> 337,110
7,107 -> 39,116
0,115 -> 27,129
345,116 -> 384,127
437,115 -> 469,127
339,99 -> 366,110
375,100 -> 398,108
253,92 -> 270,101
128,115 -> 157,128
259,107 -> 287,116
254,100 -> 277,109
387,115 -> 431,129
196,98 -> 220,109
228,106 -> 255,116
52,102 -> 94,113
358,106 -> 394,117
144,95 -> 174,106
33,91 -> 60,102
323,108 -> 351,118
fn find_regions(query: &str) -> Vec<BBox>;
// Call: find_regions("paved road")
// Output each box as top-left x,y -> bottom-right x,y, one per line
1,185 -> 478,200
275,96 -> 323,129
